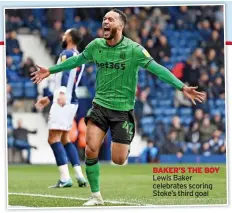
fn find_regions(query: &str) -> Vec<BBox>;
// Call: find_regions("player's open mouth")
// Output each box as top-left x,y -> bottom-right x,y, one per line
103,27 -> 110,32
103,27 -> 111,37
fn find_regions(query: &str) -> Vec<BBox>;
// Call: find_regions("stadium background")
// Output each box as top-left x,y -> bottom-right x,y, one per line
5,6 -> 226,164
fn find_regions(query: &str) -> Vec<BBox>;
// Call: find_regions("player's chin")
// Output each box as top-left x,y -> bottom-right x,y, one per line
104,34 -> 113,40
103,34 -> 109,39
103,31 -> 111,39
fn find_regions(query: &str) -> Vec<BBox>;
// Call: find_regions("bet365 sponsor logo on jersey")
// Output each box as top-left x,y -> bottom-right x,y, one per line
96,61 -> 126,70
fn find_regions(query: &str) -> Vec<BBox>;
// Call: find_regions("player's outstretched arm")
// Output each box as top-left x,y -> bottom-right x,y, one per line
146,60 -> 205,105
49,53 -> 88,74
146,60 -> 184,90
31,53 -> 88,84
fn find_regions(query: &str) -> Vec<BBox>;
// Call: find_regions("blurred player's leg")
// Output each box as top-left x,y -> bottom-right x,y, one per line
83,120 -> 105,206
61,131 -> 87,187
48,130 -> 72,188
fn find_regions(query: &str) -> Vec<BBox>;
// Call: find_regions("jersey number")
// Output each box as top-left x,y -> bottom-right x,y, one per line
122,121 -> 134,135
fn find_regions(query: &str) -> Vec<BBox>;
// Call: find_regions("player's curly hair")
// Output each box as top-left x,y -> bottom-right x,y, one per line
69,28 -> 83,45
110,8 -> 128,27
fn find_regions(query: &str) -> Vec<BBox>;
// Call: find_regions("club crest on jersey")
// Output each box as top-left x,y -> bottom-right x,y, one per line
120,51 -> 126,60
142,49 -> 151,57
61,55 -> 67,62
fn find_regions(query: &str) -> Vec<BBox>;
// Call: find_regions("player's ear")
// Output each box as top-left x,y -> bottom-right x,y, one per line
119,22 -> 124,30
67,35 -> 70,42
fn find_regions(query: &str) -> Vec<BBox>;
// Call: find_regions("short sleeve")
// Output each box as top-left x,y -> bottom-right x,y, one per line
82,39 -> 97,62
134,45 -> 153,68
60,50 -> 75,62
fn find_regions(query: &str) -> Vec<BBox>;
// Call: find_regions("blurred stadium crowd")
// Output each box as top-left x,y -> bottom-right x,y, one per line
5,6 -> 226,163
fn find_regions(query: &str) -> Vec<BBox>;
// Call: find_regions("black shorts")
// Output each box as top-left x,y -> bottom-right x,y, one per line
85,102 -> 135,145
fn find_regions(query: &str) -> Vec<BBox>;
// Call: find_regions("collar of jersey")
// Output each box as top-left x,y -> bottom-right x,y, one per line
105,36 -> 124,47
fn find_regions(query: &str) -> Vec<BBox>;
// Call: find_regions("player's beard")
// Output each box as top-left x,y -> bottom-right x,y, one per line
62,40 -> 67,49
104,27 -> 117,40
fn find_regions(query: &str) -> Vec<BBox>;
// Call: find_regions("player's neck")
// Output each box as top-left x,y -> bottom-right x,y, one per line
66,43 -> 77,50
106,34 -> 123,46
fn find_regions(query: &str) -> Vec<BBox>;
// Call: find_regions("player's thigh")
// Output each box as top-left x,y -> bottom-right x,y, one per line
84,103 -> 109,156
61,131 -> 70,145
111,142 -> 130,165
110,111 -> 135,164
48,129 -> 63,144
85,120 -> 106,156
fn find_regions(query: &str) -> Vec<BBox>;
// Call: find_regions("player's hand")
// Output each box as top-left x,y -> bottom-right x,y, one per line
57,93 -> 66,107
182,86 -> 205,105
31,65 -> 50,84
35,97 -> 50,110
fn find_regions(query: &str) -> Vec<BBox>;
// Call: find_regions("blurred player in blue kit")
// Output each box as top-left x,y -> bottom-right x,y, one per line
35,28 -> 87,188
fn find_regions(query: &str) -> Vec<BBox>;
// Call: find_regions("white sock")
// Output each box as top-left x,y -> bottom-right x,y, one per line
74,165 -> 84,179
92,191 -> 101,197
58,164 -> 71,182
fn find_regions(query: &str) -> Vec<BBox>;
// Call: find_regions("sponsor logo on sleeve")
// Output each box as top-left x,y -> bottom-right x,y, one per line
142,49 -> 151,57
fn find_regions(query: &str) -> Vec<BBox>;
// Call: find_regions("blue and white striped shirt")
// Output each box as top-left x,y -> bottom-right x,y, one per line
49,49 -> 85,104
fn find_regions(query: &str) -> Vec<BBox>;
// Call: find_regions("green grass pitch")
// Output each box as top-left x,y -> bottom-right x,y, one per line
8,164 -> 227,207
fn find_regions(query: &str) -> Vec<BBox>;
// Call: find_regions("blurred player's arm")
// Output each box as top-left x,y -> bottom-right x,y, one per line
35,96 -> 51,110
136,46 -> 205,104
35,92 -> 66,110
